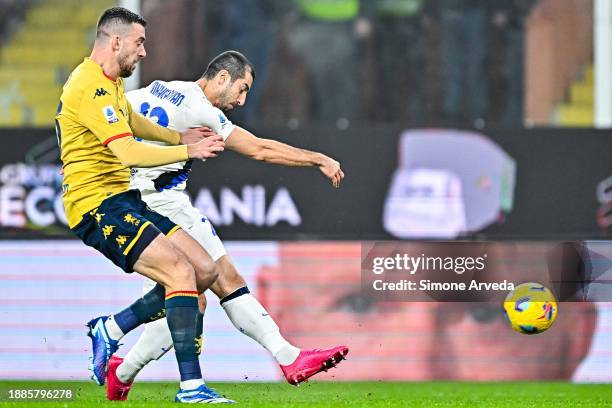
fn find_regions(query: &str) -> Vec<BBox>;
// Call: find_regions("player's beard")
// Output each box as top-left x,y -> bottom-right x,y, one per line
217,84 -> 237,111
118,52 -> 138,78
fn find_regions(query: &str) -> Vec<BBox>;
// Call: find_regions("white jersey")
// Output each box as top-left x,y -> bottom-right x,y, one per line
126,80 -> 235,192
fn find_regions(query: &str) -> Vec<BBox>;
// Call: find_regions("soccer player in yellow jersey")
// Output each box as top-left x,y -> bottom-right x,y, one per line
56,7 -> 233,403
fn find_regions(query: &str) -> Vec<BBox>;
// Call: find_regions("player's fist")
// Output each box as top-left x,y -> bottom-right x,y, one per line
318,155 -> 344,188
187,134 -> 225,159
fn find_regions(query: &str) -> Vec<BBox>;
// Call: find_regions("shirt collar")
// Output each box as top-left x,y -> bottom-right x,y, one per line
83,57 -> 121,85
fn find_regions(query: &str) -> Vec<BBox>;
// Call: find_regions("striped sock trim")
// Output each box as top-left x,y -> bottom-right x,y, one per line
220,286 -> 250,305
165,292 -> 199,308
166,290 -> 198,300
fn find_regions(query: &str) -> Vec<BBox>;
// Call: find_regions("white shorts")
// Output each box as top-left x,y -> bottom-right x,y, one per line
142,190 -> 227,293
139,189 -> 227,295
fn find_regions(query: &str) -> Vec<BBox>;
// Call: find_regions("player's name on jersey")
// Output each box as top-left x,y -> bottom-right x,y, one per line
149,81 -> 185,107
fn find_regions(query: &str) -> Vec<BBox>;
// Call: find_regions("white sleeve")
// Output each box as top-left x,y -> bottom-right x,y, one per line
192,102 -> 236,141
125,89 -> 140,107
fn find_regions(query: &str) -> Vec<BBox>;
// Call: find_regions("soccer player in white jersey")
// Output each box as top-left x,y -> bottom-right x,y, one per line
105,51 -> 348,401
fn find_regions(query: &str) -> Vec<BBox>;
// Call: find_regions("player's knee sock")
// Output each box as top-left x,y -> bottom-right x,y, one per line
165,291 -> 204,389
116,317 -> 173,383
106,283 -> 166,341
221,287 -> 300,365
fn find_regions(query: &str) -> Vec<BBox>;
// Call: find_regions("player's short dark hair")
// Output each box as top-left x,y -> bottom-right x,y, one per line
96,7 -> 147,38
202,51 -> 256,83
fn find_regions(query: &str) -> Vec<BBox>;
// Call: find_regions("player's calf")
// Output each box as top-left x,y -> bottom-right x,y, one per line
210,256 -> 246,298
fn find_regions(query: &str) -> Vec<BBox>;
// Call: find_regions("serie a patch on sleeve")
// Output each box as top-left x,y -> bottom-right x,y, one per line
218,113 -> 229,130
103,105 -> 119,124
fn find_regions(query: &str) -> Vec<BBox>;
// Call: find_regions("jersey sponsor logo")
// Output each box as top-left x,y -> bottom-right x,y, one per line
102,105 -> 119,124
93,88 -> 109,98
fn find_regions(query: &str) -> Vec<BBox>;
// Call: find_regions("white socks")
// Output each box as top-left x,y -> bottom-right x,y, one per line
115,291 -> 301,385
275,344 -> 302,366
116,318 -> 173,383
116,317 -> 204,390
104,315 -> 125,341
180,379 -> 204,390
221,293 -> 300,365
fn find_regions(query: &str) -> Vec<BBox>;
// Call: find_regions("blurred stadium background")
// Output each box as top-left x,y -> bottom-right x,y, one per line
0,0 -> 612,387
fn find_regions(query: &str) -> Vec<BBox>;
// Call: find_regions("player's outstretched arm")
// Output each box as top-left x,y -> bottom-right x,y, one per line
128,108 -> 211,146
107,135 -> 224,168
225,127 -> 345,188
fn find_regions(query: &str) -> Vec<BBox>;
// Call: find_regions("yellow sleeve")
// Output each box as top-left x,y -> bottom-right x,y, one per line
129,106 -> 181,145
78,82 -> 133,146
106,136 -> 189,168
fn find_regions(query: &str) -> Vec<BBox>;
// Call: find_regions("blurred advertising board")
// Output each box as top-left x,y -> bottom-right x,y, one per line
0,126 -> 610,240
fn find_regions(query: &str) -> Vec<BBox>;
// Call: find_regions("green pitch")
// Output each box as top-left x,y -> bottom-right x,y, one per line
1,381 -> 612,407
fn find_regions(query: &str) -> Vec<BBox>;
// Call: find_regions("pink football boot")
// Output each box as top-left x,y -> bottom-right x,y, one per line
106,356 -> 133,401
280,346 -> 349,385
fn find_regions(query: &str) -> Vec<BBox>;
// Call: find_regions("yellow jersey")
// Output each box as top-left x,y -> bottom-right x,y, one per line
56,58 -> 135,228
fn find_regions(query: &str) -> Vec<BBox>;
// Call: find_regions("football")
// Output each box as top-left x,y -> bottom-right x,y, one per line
503,282 -> 558,335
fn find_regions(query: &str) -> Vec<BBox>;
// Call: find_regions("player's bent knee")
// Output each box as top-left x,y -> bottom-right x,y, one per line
166,228 -> 217,291
169,256 -> 196,288
148,250 -> 196,291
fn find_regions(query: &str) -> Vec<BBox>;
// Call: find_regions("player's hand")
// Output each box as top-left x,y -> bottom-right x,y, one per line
180,127 -> 215,145
318,155 -> 344,188
198,127 -> 221,139
186,134 -> 225,159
